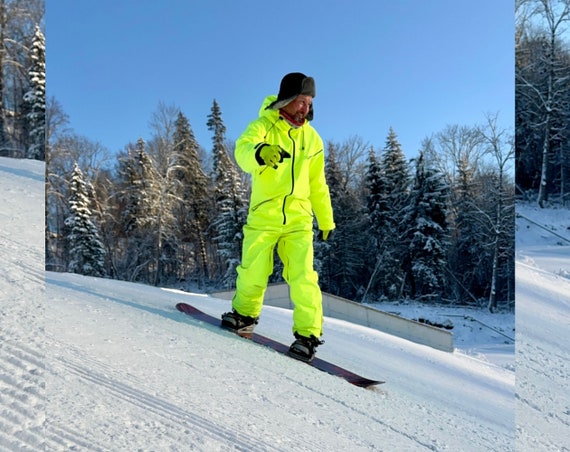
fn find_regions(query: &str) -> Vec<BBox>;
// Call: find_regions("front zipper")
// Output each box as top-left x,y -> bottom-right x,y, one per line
282,128 -> 296,225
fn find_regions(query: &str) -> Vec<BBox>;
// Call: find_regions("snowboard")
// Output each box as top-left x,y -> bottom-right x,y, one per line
175,302 -> 384,388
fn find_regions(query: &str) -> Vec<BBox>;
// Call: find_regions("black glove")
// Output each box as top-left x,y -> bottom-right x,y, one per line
255,144 -> 291,168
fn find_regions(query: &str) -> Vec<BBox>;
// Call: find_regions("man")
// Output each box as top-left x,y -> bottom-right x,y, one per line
222,72 -> 335,362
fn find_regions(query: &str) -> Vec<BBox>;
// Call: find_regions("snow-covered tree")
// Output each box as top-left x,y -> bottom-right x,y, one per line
0,0 -> 44,157
402,151 -> 450,301
115,138 -> 163,282
366,128 -> 411,300
317,142 -> 369,299
211,162 -> 248,288
424,124 -> 492,303
207,99 -> 248,287
23,24 -> 45,160
381,128 -> 411,205
117,139 -> 150,235
173,111 -> 212,283
479,114 -> 515,311
207,99 -> 226,178
65,163 -> 106,277
365,147 -> 385,243
516,0 -> 570,207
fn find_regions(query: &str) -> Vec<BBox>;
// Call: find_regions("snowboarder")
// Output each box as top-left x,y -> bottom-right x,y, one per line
222,72 -> 335,362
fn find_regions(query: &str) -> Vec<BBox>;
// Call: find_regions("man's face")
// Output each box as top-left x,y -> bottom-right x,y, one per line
282,94 -> 312,123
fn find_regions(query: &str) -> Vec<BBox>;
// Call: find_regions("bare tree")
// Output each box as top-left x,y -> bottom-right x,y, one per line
0,0 -> 44,155
478,114 -> 515,311
328,135 -> 370,192
146,101 -> 180,173
516,0 -> 570,207
423,125 -> 491,304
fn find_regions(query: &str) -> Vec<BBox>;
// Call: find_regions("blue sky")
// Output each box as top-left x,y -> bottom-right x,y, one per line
47,1 -> 514,160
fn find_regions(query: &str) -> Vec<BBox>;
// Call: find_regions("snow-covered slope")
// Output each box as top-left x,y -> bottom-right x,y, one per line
11,156 -> 570,451
42,271 -> 514,451
515,204 -> 570,451
0,157 -> 45,449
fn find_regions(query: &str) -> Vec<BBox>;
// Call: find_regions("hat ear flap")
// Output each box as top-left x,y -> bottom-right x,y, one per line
266,96 -> 296,111
301,77 -> 316,98
306,104 -> 314,121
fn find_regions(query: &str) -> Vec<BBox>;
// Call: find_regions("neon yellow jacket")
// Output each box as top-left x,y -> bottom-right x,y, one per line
235,95 -> 335,232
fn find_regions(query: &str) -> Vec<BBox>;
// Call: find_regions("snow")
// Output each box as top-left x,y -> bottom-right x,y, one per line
515,204 -> 570,451
0,157 -> 45,449
0,156 -> 566,450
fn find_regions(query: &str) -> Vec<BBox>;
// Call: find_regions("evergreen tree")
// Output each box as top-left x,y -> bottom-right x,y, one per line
451,154 -> 483,302
206,99 -> 226,177
366,128 -> 411,300
380,127 -> 411,213
65,163 -> 106,277
207,99 -> 248,287
365,147 -> 385,243
402,152 -> 450,301
115,138 -> 162,282
172,111 -> 212,282
116,139 -> 153,234
318,142 -> 369,299
211,161 -> 248,288
23,24 -> 45,160
364,146 -> 392,299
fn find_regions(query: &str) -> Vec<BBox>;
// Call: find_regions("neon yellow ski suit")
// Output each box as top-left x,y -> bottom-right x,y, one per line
232,95 -> 335,338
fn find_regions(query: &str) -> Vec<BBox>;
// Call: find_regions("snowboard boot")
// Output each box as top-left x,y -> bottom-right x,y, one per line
221,309 -> 259,334
287,332 -> 324,363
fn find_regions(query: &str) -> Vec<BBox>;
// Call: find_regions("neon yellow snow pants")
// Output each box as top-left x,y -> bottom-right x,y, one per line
232,223 -> 323,338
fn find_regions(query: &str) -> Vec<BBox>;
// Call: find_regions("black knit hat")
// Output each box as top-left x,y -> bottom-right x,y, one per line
267,72 -> 316,112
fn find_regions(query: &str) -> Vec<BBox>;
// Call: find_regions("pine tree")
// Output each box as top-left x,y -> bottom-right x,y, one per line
381,128 -> 411,214
364,146 -> 392,300
117,138 -> 156,234
172,111 -> 212,282
115,138 -> 162,282
365,128 -> 411,300
365,147 -> 384,244
451,153 -> 484,302
402,152 -> 450,301
65,163 -> 106,277
212,165 -> 248,288
23,24 -> 45,160
207,99 -> 248,287
317,142 -> 369,299
206,99 -> 226,178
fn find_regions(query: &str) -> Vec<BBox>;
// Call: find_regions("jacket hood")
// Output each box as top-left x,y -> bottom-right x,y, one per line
259,95 -> 278,117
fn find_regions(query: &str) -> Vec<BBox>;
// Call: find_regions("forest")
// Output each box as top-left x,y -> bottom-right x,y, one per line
46,97 -> 515,311
0,0 -> 44,159
516,0 -> 570,206
0,0 -> 520,311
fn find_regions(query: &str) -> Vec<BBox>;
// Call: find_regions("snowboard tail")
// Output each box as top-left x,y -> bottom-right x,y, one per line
175,302 -> 384,388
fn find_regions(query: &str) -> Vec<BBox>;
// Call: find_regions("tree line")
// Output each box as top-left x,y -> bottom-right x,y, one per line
516,0 -> 570,206
46,97 -> 514,311
0,0 -> 44,160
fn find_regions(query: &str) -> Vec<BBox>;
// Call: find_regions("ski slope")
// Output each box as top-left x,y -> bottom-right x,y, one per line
515,205 -> 570,451
0,157 -> 45,449
1,156 -> 563,450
